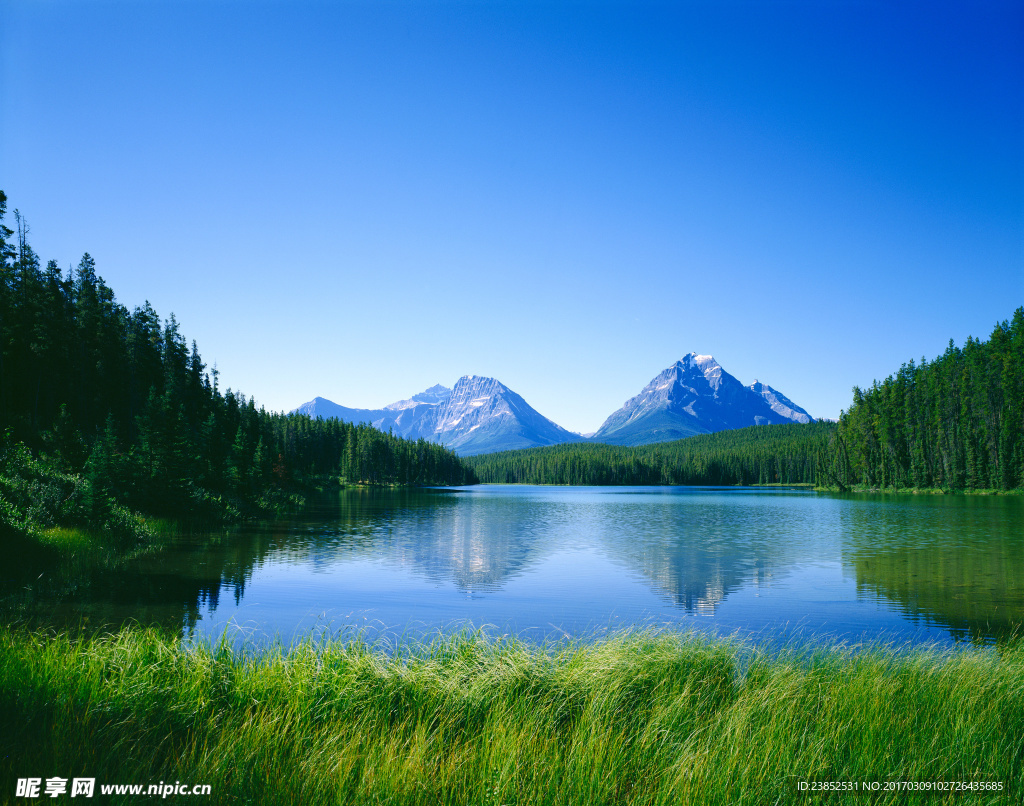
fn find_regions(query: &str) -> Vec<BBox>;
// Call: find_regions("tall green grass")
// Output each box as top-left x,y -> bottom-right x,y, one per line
1,628 -> 1020,804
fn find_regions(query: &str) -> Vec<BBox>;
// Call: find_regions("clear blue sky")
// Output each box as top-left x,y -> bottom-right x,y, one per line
3,1 -> 1022,434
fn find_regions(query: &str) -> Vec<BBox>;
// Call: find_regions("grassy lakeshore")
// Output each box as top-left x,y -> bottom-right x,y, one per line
814,486 -> 1024,496
1,629 -> 1020,805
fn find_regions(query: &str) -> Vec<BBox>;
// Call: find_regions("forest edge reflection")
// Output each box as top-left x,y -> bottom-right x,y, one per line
3,486 -> 1021,647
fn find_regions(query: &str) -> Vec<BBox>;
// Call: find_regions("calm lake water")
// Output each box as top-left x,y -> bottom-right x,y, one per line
7,486 -> 1024,647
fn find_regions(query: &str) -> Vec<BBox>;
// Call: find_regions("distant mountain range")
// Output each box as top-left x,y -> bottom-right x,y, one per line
294,376 -> 581,456
292,353 -> 812,455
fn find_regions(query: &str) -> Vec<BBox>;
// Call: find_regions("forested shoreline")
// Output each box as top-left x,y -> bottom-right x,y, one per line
468,313 -> 1022,493
0,192 -> 475,544
466,421 -> 833,486
820,309 -> 1023,493
2,186 -> 1019,543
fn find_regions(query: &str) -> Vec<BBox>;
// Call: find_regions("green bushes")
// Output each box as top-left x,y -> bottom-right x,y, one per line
0,434 -> 151,548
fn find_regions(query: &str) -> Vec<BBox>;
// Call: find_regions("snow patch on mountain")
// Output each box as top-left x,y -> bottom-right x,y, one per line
292,378 -> 581,455
591,353 -> 813,446
748,380 -> 812,423
292,354 -> 813,454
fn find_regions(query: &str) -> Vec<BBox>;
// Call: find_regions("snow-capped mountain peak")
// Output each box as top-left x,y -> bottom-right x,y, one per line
292,377 -> 580,455
678,352 -> 724,390
292,354 -> 813,454
592,354 -> 812,446
682,352 -> 719,369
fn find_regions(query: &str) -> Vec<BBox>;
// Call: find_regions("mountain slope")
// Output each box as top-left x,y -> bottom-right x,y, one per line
291,396 -> 388,426
292,355 -> 811,453
429,376 -> 582,455
591,353 -> 811,446
748,381 -> 812,424
292,378 -> 578,455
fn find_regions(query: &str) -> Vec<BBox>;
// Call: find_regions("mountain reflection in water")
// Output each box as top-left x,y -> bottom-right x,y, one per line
4,486 -> 1022,646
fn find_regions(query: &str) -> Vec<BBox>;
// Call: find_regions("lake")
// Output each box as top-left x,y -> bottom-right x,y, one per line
7,485 -> 1024,647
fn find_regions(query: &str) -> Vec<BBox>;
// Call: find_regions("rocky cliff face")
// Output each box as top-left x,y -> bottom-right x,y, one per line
747,380 -> 812,424
590,353 -> 812,446
293,354 -> 812,454
292,377 -> 578,455
427,375 -> 581,455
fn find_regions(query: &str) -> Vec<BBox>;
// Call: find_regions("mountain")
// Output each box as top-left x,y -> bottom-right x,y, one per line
748,380 -> 812,424
385,384 -> 452,410
290,396 -> 389,426
430,376 -> 581,455
291,377 -> 579,456
293,354 -> 811,454
590,353 -> 811,446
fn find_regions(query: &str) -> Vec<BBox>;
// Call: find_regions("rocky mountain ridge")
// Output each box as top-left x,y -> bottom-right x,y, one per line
294,376 -> 579,456
293,353 -> 812,454
590,352 -> 812,446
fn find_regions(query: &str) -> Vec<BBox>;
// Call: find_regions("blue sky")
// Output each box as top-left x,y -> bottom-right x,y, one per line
3,1 -> 1022,434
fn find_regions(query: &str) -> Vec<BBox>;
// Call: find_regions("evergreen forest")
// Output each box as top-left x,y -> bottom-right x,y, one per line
466,421 -> 833,486
0,192 -> 476,543
819,308 -> 1024,492
468,312 -> 1023,493
1,187 -> 1019,542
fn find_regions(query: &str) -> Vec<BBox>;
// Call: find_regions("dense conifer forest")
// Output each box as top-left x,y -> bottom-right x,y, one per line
466,421 -> 833,486
0,192 -> 475,541
2,188 -> 1018,532
469,311 -> 1023,492
819,309 -> 1024,492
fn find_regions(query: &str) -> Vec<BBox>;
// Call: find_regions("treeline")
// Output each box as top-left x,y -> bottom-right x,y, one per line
466,421 -> 834,486
468,315 -> 1024,493
819,309 -> 1024,492
0,191 -> 475,529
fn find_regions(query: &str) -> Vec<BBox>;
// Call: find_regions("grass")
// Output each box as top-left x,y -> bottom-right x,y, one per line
36,525 -> 95,550
1,628 -> 1021,804
815,485 -> 1024,496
